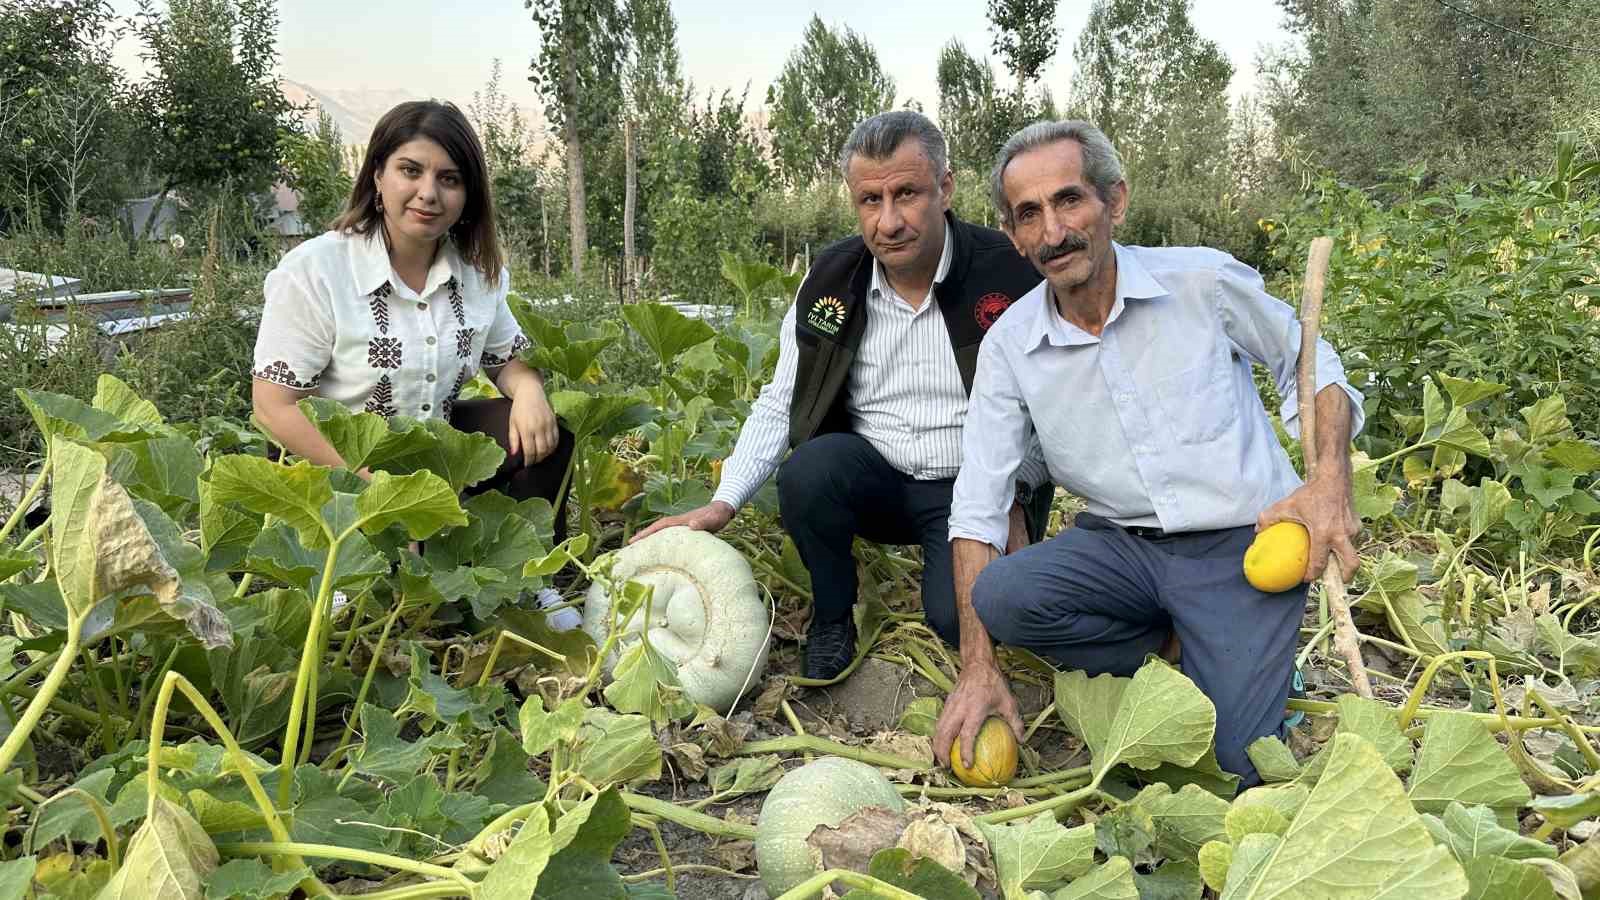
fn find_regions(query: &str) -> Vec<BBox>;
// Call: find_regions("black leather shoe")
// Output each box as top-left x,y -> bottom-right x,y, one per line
803,617 -> 857,680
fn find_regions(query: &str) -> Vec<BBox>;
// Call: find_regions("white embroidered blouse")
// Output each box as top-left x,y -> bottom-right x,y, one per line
251,230 -> 530,420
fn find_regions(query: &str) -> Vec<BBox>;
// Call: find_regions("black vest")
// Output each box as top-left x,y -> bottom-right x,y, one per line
786,211 -> 1043,448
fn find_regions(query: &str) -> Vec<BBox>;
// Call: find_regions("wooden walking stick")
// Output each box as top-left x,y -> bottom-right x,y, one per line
1296,236 -> 1373,699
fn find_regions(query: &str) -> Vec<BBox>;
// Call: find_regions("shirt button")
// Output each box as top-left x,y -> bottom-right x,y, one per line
425,336 -> 436,346
425,374 -> 436,383
421,403 -> 432,412
417,302 -> 428,311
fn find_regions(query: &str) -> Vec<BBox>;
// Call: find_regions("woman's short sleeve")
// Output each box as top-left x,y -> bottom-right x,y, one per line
479,267 -> 531,371
251,266 -> 335,391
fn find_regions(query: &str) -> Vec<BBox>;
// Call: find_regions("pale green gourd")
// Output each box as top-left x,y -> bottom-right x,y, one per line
755,756 -> 906,897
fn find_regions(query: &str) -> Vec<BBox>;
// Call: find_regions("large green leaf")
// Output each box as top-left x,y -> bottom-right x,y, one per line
533,788 -> 629,900
97,796 -> 218,900
17,389 -> 152,443
1437,376 -> 1507,409
206,457 -> 332,548
572,708 -> 661,789
372,418 -> 504,493
550,390 -> 654,443
1050,857 -> 1139,900
520,696 -> 586,758
621,302 -> 716,368
352,469 -> 466,539
1053,669 -> 1129,761
92,374 -> 163,427
117,436 -> 205,515
50,436 -> 111,618
298,396 -> 392,471
243,524 -> 387,596
202,859 -> 311,900
976,814 -> 1096,895
0,857 -> 37,899
1459,857 -> 1562,900
352,704 -> 462,785
1215,733 -> 1467,899
1303,695 -> 1414,780
1128,783 -> 1230,861
1408,712 -> 1531,816
1095,661 -> 1215,780
602,639 -> 695,724
1423,802 -> 1555,863
480,805 -> 554,900
1543,440 -> 1600,474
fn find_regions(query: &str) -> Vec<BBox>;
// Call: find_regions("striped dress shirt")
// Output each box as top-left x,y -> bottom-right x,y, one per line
714,223 -> 1046,511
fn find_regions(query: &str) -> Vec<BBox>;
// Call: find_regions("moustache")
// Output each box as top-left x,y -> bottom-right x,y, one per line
1037,233 -> 1089,263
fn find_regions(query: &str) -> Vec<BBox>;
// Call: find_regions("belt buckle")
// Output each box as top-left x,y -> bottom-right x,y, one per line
1127,525 -> 1165,540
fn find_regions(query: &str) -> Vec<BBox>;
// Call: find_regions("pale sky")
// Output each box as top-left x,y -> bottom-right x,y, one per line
111,1 -> 1295,126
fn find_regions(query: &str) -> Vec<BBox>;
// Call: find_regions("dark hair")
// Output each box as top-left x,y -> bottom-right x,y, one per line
838,110 -> 949,181
332,100 -> 503,285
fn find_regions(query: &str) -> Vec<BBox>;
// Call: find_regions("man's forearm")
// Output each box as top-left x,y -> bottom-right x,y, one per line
952,537 -> 1000,667
1312,384 -> 1353,482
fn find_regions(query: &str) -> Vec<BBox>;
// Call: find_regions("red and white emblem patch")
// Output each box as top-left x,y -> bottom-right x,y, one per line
974,292 -> 1014,330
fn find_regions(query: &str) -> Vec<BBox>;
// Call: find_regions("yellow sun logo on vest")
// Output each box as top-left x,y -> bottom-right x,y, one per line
806,296 -> 847,335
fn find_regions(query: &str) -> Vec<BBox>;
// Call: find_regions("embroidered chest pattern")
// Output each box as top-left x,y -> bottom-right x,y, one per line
365,375 -> 397,418
442,367 -> 469,421
368,336 -> 403,369
447,276 -> 466,327
369,282 -> 393,334
806,296 -> 847,335
455,327 -> 477,360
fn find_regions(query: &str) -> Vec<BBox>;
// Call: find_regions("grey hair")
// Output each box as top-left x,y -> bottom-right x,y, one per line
990,120 -> 1125,225
837,110 -> 950,182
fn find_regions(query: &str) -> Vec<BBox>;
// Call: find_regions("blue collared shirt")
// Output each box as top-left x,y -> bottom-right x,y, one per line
948,243 -> 1365,552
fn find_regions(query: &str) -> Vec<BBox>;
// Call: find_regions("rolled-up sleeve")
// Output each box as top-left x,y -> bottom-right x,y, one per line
480,269 -> 531,371
253,267 -> 333,391
1215,257 -> 1365,440
712,302 -> 800,511
949,337 -> 1033,552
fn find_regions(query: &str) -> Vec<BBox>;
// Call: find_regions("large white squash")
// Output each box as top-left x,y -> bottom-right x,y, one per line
582,526 -> 771,714
755,756 -> 907,897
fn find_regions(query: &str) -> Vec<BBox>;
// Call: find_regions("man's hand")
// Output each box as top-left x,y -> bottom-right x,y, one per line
1005,500 -> 1029,554
630,500 -> 736,544
1257,474 -> 1360,581
932,659 -> 1025,769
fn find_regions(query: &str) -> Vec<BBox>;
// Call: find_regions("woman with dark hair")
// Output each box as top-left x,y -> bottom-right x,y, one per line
251,100 -> 572,533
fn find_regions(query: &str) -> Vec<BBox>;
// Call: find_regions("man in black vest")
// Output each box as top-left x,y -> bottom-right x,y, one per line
632,111 -> 1047,680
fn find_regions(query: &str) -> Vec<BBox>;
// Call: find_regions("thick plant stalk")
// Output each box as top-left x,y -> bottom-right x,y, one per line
0,614 -> 80,773
737,735 -> 932,771
1297,235 -> 1372,700
620,791 -> 759,840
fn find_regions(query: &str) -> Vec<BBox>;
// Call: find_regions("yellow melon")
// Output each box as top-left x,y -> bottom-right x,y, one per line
950,717 -> 1019,787
1244,521 -> 1311,593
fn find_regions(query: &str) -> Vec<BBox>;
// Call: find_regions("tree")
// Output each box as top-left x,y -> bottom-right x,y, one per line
938,40 -> 1003,177
765,16 -> 895,186
471,58 -> 557,274
987,0 -> 1060,95
0,0 -> 134,233
1068,0 -> 1240,250
280,109 -> 351,234
1264,0 -> 1600,187
129,0 -> 294,238
527,0 -> 627,278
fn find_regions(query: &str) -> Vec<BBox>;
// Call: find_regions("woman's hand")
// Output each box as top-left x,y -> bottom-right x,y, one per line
508,385 -> 560,464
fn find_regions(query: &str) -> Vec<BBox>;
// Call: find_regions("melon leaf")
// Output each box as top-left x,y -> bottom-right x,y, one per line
1215,733 -> 1467,899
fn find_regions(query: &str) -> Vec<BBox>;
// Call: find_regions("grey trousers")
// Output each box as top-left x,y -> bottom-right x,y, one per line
972,512 -> 1305,788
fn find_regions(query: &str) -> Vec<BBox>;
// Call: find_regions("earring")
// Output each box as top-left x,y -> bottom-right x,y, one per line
375,194 -> 385,213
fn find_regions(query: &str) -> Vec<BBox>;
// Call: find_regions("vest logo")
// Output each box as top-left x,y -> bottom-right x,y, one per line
806,296 -> 847,335
975,292 -> 1014,330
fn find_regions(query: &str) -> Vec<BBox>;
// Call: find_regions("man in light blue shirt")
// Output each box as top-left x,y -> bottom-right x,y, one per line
933,121 -> 1364,788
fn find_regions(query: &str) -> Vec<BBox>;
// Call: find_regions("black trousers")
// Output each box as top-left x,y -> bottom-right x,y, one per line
777,433 -> 964,644
448,398 -> 575,542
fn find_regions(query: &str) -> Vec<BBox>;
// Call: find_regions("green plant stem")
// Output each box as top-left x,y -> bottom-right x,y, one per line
280,539 -> 342,806
0,649 -> 60,702
25,787 -> 120,867
896,783 -> 1064,799
79,647 -> 118,754
329,885 -> 470,900
1011,765 -> 1094,788
331,590 -> 369,670
737,735 -> 931,771
217,841 -> 475,892
622,864 -> 756,882
327,595 -> 406,769
619,791 -> 758,840
0,463 -> 47,546
972,783 -> 1100,825
903,643 -> 955,693
136,644 -> 183,741
771,869 -> 925,900
0,615 -> 81,774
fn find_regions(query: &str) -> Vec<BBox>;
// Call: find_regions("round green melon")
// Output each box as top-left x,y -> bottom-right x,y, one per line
755,756 -> 906,897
